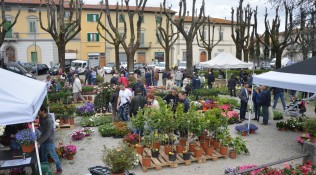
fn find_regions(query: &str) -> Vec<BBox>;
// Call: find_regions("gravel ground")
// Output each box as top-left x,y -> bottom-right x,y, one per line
53,95 -> 316,175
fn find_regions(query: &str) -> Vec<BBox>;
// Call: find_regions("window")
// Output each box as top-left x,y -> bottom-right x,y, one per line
219,31 -> 223,41
4,6 -> 11,11
119,32 -> 125,39
87,14 -> 99,22
29,20 -> 37,33
28,7 -> 36,13
31,52 -> 37,63
139,15 -> 144,23
140,32 -> 145,47
182,51 -> 187,61
119,14 -> 125,23
5,21 -> 12,38
64,11 -> 70,18
156,16 -> 162,24
87,33 -> 100,42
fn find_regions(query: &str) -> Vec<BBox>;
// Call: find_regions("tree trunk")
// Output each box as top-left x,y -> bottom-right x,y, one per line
115,44 -> 120,71
207,49 -> 212,60
165,48 -> 170,70
58,43 -> 66,72
186,42 -> 193,74
243,49 -> 249,62
236,45 -> 242,60
275,51 -> 282,69
127,51 -> 135,73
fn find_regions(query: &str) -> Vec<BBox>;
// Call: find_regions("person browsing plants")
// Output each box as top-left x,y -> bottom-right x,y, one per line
38,106 -> 62,174
117,83 -> 132,121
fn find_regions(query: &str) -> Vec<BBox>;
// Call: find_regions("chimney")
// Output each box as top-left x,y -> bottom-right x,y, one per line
187,11 -> 189,16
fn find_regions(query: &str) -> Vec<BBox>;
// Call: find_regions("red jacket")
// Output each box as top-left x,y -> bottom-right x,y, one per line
119,77 -> 128,87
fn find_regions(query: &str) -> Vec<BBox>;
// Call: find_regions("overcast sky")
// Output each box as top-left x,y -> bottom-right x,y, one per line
85,0 -> 285,33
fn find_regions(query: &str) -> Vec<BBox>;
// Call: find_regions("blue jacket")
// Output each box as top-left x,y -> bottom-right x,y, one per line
252,90 -> 261,104
260,89 -> 271,106
180,98 -> 190,113
192,77 -> 201,90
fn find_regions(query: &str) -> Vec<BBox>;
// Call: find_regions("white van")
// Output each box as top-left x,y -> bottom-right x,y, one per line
270,58 -> 290,68
71,60 -> 87,74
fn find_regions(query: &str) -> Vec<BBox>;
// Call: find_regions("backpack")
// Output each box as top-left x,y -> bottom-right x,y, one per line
185,84 -> 192,92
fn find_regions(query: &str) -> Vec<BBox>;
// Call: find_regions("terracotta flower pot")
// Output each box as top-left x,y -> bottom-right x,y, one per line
136,145 -> 144,154
21,144 -> 35,153
70,118 -> 75,125
204,146 -> 214,156
142,156 -> 151,167
198,134 -> 206,141
241,131 -> 247,136
200,141 -> 207,150
249,130 -> 256,134
48,157 -> 54,163
66,154 -> 74,160
229,150 -> 237,159
176,144 -> 184,153
154,141 -> 161,150
213,141 -> 220,150
293,128 -> 298,132
189,142 -> 197,152
194,147 -> 203,158
179,138 -> 187,146
164,145 -> 172,155
310,136 -> 316,143
219,146 -> 228,155
278,128 -> 284,131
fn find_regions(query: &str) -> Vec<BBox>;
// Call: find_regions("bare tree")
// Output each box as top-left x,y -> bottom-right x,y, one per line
98,1 -> 127,71
196,16 -> 222,60
255,3 -> 299,69
156,12 -> 179,70
0,0 -> 20,49
231,0 -> 254,62
39,0 -> 83,71
163,0 -> 205,73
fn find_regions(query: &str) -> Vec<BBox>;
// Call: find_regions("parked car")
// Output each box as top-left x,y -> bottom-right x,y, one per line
194,62 -> 208,71
31,64 -> 50,75
155,62 -> 166,73
261,65 -> 272,70
120,62 -> 127,69
21,62 -> 35,72
49,63 -> 60,75
3,62 -> 35,79
103,62 -> 115,74
134,63 -> 145,70
146,63 -> 156,70
178,61 -> 186,70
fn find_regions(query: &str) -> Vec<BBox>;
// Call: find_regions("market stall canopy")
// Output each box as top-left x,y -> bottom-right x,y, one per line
0,68 -> 47,125
253,57 -> 316,93
200,52 -> 253,69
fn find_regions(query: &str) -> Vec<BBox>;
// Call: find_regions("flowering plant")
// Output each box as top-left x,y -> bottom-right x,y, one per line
15,128 -> 40,145
71,130 -> 85,141
0,125 -> 6,136
235,125 -> 249,133
62,144 -> 77,157
297,133 -> 310,144
123,133 -> 140,146
221,111 -> 239,119
82,127 -> 94,136
220,104 -> 232,111
76,102 -> 95,117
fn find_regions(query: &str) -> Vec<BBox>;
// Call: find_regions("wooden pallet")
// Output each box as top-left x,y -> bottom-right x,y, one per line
58,124 -> 74,130
138,145 -> 227,172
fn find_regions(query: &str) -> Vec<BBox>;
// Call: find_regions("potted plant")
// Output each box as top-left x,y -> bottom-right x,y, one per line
219,128 -> 231,156
175,104 -> 189,145
305,118 -> 316,143
182,149 -> 191,160
204,110 -> 220,150
103,142 -> 138,174
247,123 -> 258,134
276,121 -> 285,131
70,130 -> 85,141
168,151 -> 177,162
194,146 -> 203,158
15,128 -> 40,153
235,125 -> 249,136
131,107 -> 147,154
230,136 -> 249,159
63,144 -> 77,160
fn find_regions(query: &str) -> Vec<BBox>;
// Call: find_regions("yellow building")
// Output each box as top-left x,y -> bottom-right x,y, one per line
1,0 -> 174,68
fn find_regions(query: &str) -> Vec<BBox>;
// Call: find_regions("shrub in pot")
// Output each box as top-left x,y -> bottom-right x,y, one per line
230,136 -> 249,159
103,142 -> 138,174
305,119 -> 316,143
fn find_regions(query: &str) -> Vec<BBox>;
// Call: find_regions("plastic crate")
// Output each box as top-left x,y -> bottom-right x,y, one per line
88,166 -> 135,175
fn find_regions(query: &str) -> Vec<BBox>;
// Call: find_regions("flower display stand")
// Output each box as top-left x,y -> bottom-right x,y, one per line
138,142 -> 227,172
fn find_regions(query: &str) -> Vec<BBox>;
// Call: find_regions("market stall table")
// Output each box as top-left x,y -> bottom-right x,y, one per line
0,150 -> 37,175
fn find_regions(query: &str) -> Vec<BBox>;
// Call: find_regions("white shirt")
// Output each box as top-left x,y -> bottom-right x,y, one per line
119,89 -> 132,106
73,78 -> 82,93
245,87 -> 248,99
43,79 -> 51,89
149,99 -> 160,109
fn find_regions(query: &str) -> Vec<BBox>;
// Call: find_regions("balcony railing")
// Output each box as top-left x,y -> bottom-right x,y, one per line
5,32 -> 19,40
139,42 -> 151,49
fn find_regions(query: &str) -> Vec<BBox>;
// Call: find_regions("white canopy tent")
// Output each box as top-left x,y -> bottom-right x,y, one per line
0,68 -> 46,175
201,52 -> 253,69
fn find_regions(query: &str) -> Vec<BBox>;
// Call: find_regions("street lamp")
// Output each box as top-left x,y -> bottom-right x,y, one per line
34,19 -> 38,76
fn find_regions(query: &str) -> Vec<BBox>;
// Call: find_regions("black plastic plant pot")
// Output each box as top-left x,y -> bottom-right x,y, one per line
168,152 -> 177,161
151,150 -> 159,158
183,152 -> 191,160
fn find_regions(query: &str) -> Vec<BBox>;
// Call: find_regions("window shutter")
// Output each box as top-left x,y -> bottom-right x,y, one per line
87,33 -> 91,41
96,33 -> 99,41
5,21 -> 11,32
87,14 -> 92,22
95,14 -> 99,21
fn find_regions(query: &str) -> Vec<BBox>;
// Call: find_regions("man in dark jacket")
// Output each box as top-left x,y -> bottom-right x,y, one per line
178,91 -> 190,113
163,88 -> 179,111
192,73 -> 201,92
132,79 -> 147,97
238,82 -> 249,121
38,106 -> 62,174
129,90 -> 146,118
227,76 -> 237,97
207,70 -> 215,89
110,74 -> 119,85
272,87 -> 286,111
260,85 -> 271,125
110,86 -> 120,121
